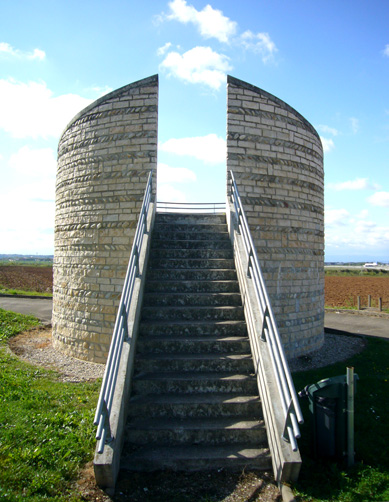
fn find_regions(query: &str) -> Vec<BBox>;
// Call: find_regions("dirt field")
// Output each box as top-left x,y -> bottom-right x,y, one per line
1,266 -> 388,311
325,276 -> 389,310
0,265 -> 53,293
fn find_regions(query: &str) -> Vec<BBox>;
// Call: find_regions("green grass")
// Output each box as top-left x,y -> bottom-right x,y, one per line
0,309 -> 100,501
293,336 -> 389,501
0,287 -> 53,298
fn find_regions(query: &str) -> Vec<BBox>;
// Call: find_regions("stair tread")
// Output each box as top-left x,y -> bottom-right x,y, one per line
137,353 -> 252,361
129,393 -> 260,404
122,444 -> 270,460
134,371 -> 255,380
127,416 -> 265,430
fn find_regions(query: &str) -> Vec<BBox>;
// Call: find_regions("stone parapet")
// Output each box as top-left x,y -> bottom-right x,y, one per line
53,75 -> 158,362
227,75 -> 324,358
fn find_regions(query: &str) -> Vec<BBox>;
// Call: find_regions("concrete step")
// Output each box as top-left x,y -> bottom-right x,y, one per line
147,268 -> 238,282
138,320 -> 247,337
149,258 -> 235,270
145,279 -> 240,294
141,305 -> 245,322
127,393 -> 262,419
152,229 -> 230,242
135,353 -> 254,374
132,372 -> 258,395
151,238 -> 232,250
143,292 -> 242,307
150,248 -> 234,260
156,213 -> 226,225
125,417 -> 267,446
136,335 -> 251,355
120,444 -> 272,472
154,222 -> 228,235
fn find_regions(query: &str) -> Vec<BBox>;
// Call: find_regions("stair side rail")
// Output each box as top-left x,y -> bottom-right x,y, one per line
227,170 -> 304,484
93,171 -> 155,487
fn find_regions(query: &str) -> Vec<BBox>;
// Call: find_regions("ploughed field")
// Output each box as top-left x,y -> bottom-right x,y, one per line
1,266 -> 388,310
0,266 -> 53,294
325,276 -> 389,310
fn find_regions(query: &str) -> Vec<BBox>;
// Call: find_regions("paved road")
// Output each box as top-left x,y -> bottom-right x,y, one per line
325,311 -> 389,339
0,296 -> 388,339
0,296 -> 52,323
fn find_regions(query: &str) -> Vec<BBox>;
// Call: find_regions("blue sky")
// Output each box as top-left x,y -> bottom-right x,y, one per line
0,0 -> 388,262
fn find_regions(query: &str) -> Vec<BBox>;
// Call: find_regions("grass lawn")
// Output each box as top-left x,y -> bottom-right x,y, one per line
293,336 -> 389,501
0,308 -> 100,501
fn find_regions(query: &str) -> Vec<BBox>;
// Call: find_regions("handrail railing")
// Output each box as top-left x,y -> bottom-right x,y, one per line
94,171 -> 153,454
228,170 -> 304,451
157,201 -> 225,213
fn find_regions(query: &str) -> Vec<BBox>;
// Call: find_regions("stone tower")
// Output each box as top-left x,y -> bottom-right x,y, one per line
227,76 -> 324,358
53,75 -> 158,363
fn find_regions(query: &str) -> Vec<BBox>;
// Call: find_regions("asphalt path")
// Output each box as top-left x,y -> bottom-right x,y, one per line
0,296 -> 388,339
0,296 -> 52,323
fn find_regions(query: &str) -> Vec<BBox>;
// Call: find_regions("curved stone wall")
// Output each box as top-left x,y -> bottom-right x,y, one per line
53,75 -> 158,363
227,76 -> 324,359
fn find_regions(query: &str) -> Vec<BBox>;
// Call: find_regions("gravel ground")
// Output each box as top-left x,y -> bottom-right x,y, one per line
8,326 -> 105,382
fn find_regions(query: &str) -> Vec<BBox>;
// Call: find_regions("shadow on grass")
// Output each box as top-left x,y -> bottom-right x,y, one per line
292,336 -> 389,501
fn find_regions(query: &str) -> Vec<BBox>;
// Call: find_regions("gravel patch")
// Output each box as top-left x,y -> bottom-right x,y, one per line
289,332 -> 366,373
8,326 -> 105,382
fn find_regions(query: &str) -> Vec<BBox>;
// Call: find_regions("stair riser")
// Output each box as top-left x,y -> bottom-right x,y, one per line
136,339 -> 251,355
154,223 -> 228,234
138,322 -> 247,337
125,427 -> 267,447
127,401 -> 261,419
150,248 -> 233,260
132,378 -> 258,395
150,259 -> 235,270
143,293 -> 242,307
152,231 -> 230,242
156,214 -> 226,225
141,307 -> 244,322
151,239 -> 232,250
135,358 -> 254,373
121,455 -> 272,472
147,269 -> 237,281
145,280 -> 240,294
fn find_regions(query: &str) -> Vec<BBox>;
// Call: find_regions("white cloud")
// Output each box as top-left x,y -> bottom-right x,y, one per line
157,184 -> 188,203
157,163 -> 196,183
0,42 -> 45,60
383,44 -> 389,57
159,133 -> 226,163
327,178 -> 380,191
0,78 -> 92,139
0,179 -> 55,254
325,208 -> 350,226
240,30 -> 277,63
350,117 -> 359,134
157,42 -> 172,56
316,125 -> 339,136
325,206 -> 389,256
368,191 -> 389,208
159,46 -> 232,90
166,0 -> 237,43
9,146 -> 56,178
320,137 -> 335,153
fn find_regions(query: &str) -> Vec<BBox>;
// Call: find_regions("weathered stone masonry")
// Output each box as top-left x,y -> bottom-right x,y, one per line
53,75 -> 158,363
227,76 -> 324,359
53,74 -> 324,363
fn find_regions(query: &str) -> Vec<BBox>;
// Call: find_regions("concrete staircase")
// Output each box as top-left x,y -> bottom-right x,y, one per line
121,213 -> 271,471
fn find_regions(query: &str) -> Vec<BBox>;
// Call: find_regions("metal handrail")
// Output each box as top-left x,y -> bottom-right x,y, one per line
94,171 -> 153,454
228,170 -> 304,451
157,201 -> 225,213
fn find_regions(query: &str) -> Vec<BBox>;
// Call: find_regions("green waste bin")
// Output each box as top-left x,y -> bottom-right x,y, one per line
299,374 -> 358,459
